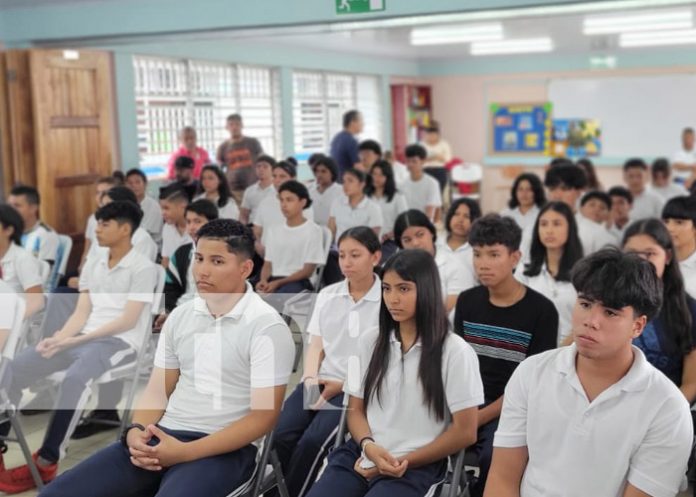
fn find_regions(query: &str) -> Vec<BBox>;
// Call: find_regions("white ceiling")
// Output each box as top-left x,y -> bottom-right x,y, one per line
241,4 -> 696,60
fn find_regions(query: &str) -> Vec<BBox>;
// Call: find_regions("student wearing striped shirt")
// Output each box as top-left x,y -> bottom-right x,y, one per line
453,214 -> 558,497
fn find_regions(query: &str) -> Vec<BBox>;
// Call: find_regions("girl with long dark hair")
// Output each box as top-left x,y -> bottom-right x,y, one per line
439,198 -> 481,278
195,164 -> 239,219
306,250 -> 482,497
500,173 -> 546,232
368,160 -> 408,261
519,201 -> 584,344
623,219 -> 696,402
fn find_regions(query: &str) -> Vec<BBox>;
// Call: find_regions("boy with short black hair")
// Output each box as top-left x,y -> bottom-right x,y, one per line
400,143 -> 442,221
39,219 -> 294,497
8,185 -> 59,267
0,201 -> 157,493
623,158 -> 664,220
579,190 -> 611,225
358,139 -> 382,171
125,168 -> 163,246
454,214 -> 558,497
159,184 -> 191,269
240,155 -> 276,225
607,186 -> 634,245
485,249 -> 693,497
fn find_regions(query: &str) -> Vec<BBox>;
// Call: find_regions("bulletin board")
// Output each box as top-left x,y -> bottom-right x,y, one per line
489,102 -> 552,155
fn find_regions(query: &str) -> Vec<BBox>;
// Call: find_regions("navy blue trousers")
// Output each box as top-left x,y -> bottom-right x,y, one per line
306,439 -> 447,497
38,427 -> 257,497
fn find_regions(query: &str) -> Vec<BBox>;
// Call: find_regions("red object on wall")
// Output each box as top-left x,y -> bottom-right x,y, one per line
391,85 -> 432,163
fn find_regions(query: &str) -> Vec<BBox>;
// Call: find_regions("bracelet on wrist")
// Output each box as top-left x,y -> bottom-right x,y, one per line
359,436 -> 375,451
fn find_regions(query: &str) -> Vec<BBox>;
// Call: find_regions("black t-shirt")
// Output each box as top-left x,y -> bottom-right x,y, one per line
454,285 -> 559,403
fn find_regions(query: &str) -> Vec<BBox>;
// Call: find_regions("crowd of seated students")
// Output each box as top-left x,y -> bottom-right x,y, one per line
0,110 -> 694,497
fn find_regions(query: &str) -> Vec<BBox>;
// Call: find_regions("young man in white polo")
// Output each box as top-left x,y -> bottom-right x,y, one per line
8,185 -> 59,268
39,219 -> 295,497
484,248 -> 693,497
0,201 -> 158,493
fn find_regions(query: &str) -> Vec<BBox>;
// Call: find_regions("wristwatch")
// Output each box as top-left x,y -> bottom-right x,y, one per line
120,423 -> 145,448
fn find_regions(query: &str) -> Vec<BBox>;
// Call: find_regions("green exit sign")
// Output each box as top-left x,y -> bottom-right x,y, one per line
336,0 -> 385,15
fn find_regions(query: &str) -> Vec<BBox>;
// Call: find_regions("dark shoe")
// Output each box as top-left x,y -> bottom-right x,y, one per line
70,410 -> 120,440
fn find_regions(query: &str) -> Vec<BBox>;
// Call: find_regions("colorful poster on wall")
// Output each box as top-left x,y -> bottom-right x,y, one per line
551,119 -> 602,157
490,102 -> 552,155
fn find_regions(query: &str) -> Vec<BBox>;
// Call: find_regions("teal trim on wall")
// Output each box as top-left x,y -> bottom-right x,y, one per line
0,0 -> 581,45
280,67 -> 295,158
483,156 -> 647,167
113,52 -> 139,170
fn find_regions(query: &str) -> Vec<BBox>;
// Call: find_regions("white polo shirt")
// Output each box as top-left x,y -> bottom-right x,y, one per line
263,220 -> 325,277
242,182 -> 276,221
680,249 -> 696,299
78,247 -> 157,351
309,182 -> 344,227
193,194 -> 240,220
652,182 -> 689,201
140,196 -> 163,245
0,280 -> 18,334
85,215 -> 97,243
253,194 -> 314,232
435,249 -> 476,301
372,192 -> 408,238
345,330 -> 484,458
308,275 -> 381,381
575,214 -> 616,257
87,227 -> 158,263
500,205 -> 540,233
21,222 -> 59,263
629,189 -> 665,221
329,195 -> 383,241
516,266 -> 576,345
672,149 -> 696,183
437,239 -> 475,280
0,243 -> 43,293
400,174 -> 442,215
154,285 -> 295,436
162,224 -> 192,260
494,344 -> 693,497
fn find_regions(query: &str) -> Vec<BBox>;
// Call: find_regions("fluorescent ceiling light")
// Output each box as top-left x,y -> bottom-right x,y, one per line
329,0 -> 695,32
410,23 -> 502,45
620,28 -> 696,46
471,37 -> 553,55
583,10 -> 692,34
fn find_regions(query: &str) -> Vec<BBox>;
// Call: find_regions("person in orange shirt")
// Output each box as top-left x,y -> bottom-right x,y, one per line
166,126 -> 211,180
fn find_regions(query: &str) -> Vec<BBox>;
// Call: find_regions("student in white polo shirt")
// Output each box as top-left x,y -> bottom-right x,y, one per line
485,249 -> 693,497
395,209 -> 476,313
240,155 -> 276,225
79,176 -> 122,272
306,249 -> 483,497
518,202 -> 583,345
623,158 -> 665,221
400,144 -> 442,221
272,227 -> 382,497
39,219 -> 295,497
651,159 -> 689,202
159,184 -> 192,269
328,169 -> 383,242
252,161 -> 314,257
663,196 -> 696,299
8,185 -> 59,267
439,198 -> 481,280
309,155 -> 344,227
500,173 -> 545,233
125,168 -> 163,248
607,186 -> 633,246
256,181 -> 325,295
0,201 -> 157,494
367,160 -> 408,261
0,205 -> 44,318
194,165 -> 240,220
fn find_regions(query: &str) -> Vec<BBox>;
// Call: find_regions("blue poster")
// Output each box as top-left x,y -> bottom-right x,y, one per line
490,103 -> 552,155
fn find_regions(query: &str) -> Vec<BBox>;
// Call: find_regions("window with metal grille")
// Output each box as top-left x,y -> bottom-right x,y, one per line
292,70 -> 383,157
134,56 -> 282,176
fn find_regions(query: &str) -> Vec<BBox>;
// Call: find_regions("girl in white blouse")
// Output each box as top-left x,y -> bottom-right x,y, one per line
500,173 -> 545,233
517,201 -> 583,345
368,160 -> 408,262
194,164 -> 240,220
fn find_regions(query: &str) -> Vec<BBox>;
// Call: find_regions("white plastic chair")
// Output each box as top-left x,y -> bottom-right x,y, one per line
450,162 -> 483,201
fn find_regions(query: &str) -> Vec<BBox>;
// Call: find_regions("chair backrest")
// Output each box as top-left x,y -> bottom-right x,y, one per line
38,260 -> 50,285
47,234 -> 73,291
450,163 -> 483,183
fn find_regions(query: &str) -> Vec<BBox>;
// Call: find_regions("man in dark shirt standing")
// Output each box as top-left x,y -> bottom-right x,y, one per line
454,214 -> 558,497
216,114 -> 264,205
330,110 -> 363,180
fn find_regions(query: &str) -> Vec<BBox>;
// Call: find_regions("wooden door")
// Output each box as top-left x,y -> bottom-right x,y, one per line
29,49 -> 117,236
